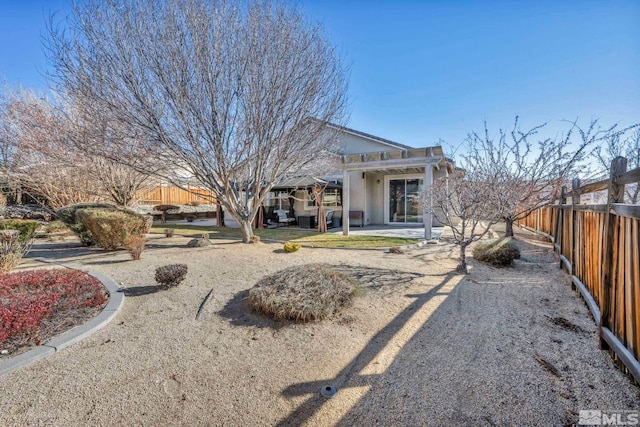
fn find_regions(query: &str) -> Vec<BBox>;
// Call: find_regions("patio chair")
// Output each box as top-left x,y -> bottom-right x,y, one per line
325,210 -> 334,228
276,209 -> 295,227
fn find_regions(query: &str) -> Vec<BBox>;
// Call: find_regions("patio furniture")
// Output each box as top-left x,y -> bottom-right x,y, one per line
325,210 -> 335,229
276,209 -> 296,227
349,210 -> 364,227
298,215 -> 316,229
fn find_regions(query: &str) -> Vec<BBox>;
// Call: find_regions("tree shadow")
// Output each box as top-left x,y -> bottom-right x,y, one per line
82,259 -> 130,265
274,272 -> 458,426
121,284 -> 165,297
27,241 -> 99,261
217,289 -> 288,330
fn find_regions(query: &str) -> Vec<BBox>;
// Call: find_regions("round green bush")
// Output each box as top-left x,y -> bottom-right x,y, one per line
283,242 -> 300,253
75,208 -> 152,250
1,219 -> 40,242
56,203 -> 120,246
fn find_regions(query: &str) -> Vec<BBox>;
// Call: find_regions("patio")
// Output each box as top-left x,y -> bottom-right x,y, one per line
163,218 -> 444,240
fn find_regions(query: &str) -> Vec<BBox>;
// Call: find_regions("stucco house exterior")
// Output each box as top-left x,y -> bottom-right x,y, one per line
265,123 -> 452,239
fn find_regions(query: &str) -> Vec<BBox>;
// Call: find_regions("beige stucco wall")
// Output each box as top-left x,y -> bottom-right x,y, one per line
365,172 -> 385,225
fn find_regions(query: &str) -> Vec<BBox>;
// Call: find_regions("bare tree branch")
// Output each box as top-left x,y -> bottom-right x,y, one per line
46,0 -> 348,242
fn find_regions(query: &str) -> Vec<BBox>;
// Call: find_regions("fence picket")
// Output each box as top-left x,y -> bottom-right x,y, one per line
516,156 -> 640,384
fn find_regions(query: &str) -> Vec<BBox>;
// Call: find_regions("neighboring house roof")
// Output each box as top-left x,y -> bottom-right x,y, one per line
325,122 -> 414,151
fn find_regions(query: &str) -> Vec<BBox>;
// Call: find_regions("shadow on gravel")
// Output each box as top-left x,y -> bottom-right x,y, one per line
122,285 -> 165,297
217,265 -> 428,329
217,289 -> 286,330
276,272 -> 459,427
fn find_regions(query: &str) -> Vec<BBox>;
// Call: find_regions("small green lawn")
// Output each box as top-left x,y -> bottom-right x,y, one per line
151,224 -> 419,248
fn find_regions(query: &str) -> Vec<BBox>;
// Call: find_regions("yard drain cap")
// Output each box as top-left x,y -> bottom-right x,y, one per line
320,385 -> 337,398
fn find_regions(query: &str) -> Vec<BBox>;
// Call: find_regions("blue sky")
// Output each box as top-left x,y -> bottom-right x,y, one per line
1,0 -> 639,148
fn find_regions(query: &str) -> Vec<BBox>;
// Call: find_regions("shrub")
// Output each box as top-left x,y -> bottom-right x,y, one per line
1,220 -> 40,243
75,208 -> 151,250
56,203 -> 120,246
43,220 -> 69,234
187,234 -> 210,247
473,237 -> 521,267
283,242 -> 300,253
187,238 -> 211,247
248,264 -> 358,322
0,230 -> 27,273
164,228 -> 175,237
124,236 -> 146,260
0,269 -> 107,346
155,264 -> 188,288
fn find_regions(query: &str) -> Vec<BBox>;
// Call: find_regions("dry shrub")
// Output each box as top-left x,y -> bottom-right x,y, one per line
473,237 -> 521,267
164,228 -> 175,237
155,264 -> 188,288
388,245 -> 404,254
0,221 -> 39,272
0,230 -> 23,272
187,237 -> 211,247
76,208 -> 150,250
44,220 -> 69,234
248,264 -> 358,322
283,242 -> 300,253
124,236 -> 146,260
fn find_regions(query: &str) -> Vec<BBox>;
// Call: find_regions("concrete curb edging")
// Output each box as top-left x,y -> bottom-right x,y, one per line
0,259 -> 124,377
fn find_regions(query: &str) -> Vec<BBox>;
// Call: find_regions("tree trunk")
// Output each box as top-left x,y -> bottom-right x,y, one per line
238,219 -> 254,243
504,217 -> 514,237
217,202 -> 224,228
456,241 -> 468,274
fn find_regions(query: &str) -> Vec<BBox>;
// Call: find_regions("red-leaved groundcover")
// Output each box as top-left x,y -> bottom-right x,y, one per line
0,269 -> 108,351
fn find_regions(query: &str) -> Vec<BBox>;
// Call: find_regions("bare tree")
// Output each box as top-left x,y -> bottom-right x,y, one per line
64,99 -> 159,207
429,171 -> 502,274
0,90 -> 99,209
0,88 -> 23,203
592,128 -> 640,203
460,117 -> 627,237
1,88 -> 155,208
47,0 -> 348,242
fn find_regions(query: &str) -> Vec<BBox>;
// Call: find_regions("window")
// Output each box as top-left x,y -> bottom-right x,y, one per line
388,178 -> 423,223
307,188 -> 342,207
324,188 -> 342,207
266,190 -> 291,210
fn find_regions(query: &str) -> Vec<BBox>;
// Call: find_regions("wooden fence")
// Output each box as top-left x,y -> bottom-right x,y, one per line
135,185 -> 216,206
517,156 -> 640,384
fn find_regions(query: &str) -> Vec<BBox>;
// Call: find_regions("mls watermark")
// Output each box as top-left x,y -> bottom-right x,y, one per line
579,410 -> 640,426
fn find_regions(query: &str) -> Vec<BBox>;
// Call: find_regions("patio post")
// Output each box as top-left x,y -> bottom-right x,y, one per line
342,169 -> 350,236
424,164 -> 433,240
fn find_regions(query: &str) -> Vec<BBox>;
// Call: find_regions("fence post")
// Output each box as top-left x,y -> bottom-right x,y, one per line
570,178 -> 581,285
600,157 -> 628,350
555,186 -> 566,265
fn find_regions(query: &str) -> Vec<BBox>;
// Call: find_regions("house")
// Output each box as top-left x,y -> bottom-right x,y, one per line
265,123 -> 452,239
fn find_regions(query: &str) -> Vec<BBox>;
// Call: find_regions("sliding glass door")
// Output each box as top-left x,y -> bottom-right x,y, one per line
388,178 -> 423,223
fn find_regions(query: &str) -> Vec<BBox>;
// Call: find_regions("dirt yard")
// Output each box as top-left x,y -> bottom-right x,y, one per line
1,226 -> 638,426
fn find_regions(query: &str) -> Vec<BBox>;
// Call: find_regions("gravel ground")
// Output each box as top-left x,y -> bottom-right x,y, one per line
0,227 -> 637,426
